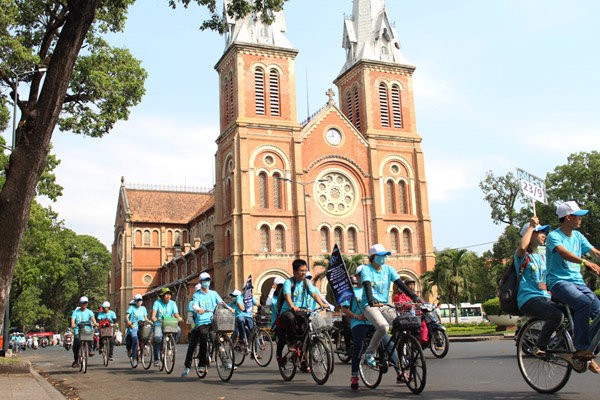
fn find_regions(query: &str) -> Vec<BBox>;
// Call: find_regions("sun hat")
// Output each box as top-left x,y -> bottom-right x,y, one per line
274,276 -> 285,285
369,243 -> 391,257
199,272 -> 211,281
79,296 -> 89,303
101,301 -> 110,308
159,287 -> 173,297
520,222 -> 551,237
556,201 -> 589,219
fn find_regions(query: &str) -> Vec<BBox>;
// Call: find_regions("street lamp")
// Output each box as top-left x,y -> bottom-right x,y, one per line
10,67 -> 47,151
278,177 -> 326,264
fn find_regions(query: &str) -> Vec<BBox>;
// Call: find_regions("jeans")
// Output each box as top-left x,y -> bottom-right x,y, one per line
129,328 -> 139,360
153,325 -> 181,361
520,297 -> 563,348
551,282 -> 600,350
363,306 -> 389,353
350,324 -> 370,376
232,315 -> 254,344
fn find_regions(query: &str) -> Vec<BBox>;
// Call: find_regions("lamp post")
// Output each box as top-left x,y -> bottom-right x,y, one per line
278,177 -> 326,264
10,67 -> 47,151
2,66 -> 46,354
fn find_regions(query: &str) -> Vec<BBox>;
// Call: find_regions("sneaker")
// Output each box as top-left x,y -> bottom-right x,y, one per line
277,356 -> 287,368
154,360 -> 160,367
181,367 -> 190,377
132,359 -> 138,368
351,376 -> 359,390
364,351 -> 376,367
532,346 -> 546,357
109,356 -> 114,361
72,361 -> 79,368
197,365 -> 207,373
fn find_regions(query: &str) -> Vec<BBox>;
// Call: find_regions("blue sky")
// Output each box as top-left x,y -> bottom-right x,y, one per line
13,0 -> 600,253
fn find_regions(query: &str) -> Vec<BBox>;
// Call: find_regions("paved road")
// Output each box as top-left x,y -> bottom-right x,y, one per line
21,340 -> 597,400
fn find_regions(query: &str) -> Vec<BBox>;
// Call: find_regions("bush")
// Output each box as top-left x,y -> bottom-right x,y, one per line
482,297 -> 502,315
595,289 -> 600,298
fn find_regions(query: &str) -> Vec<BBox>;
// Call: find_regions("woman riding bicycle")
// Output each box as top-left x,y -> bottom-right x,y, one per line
361,244 -> 421,368
126,294 -> 151,368
70,296 -> 98,368
151,287 -> 182,367
97,301 -> 117,361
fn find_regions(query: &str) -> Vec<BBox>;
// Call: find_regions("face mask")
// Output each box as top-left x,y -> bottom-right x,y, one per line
374,255 -> 387,265
201,281 -> 210,289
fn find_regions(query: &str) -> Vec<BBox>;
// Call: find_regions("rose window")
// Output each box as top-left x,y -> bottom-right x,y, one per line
315,172 -> 357,216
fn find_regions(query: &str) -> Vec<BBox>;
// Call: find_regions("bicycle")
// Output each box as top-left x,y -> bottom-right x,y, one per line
131,321 -> 154,370
358,304 -> 427,394
77,322 -> 95,374
277,308 -> 332,385
331,317 -> 352,364
516,301 -> 600,394
98,321 -> 114,367
193,305 -> 236,382
233,315 -> 274,367
158,317 -> 179,374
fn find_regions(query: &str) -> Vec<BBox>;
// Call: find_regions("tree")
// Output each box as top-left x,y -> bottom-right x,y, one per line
479,170 -> 524,226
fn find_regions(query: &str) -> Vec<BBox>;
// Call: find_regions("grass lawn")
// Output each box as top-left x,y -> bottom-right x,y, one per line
446,323 -> 517,336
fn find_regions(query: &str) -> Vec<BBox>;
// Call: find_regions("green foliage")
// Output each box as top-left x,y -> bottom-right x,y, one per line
479,170 -> 524,226
482,297 -> 502,315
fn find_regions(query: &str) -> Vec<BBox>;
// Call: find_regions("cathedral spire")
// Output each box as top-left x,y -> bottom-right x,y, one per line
341,0 -> 412,74
222,0 -> 294,51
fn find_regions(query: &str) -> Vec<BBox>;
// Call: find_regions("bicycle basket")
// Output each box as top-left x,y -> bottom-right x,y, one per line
140,322 -> 153,340
393,312 -> 421,334
310,310 -> 333,332
212,305 -> 235,332
380,306 -> 398,325
161,317 -> 179,334
78,324 -> 94,341
100,325 -> 114,338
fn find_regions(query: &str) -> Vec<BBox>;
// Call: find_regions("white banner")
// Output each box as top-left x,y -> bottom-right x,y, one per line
516,168 -> 547,204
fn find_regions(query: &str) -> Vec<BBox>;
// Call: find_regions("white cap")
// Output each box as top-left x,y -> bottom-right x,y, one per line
274,277 -> 285,285
101,301 -> 110,308
134,294 -> 143,300
194,283 -> 202,291
306,270 -> 313,279
520,222 -> 550,237
230,289 -> 242,297
556,201 -> 589,219
79,296 -> 89,303
369,243 -> 391,257
129,299 -> 136,305
355,265 -> 364,275
199,272 -> 211,281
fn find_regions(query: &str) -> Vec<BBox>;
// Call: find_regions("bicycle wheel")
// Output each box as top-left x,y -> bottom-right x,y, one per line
358,337 -> 383,389
278,345 -> 297,381
253,328 -> 273,367
141,341 -> 152,370
335,332 -> 352,364
193,344 -> 208,378
163,335 -> 176,374
158,339 -> 165,371
308,336 -> 331,385
102,338 -> 110,366
517,319 -> 572,394
79,342 -> 88,374
429,329 -> 449,359
398,334 -> 426,394
214,333 -> 235,382
319,330 -> 335,374
233,337 -> 246,367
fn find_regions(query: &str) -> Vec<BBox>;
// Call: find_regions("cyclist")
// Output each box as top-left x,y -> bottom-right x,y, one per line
70,296 -> 98,368
124,298 -> 136,355
546,201 -> 600,364
152,287 -> 182,367
394,278 -> 428,344
182,272 -> 223,377
266,276 -> 286,327
126,294 -> 151,368
276,259 -> 328,367
305,271 -> 334,311
97,301 -> 117,361
228,289 -> 247,347
361,244 -> 421,368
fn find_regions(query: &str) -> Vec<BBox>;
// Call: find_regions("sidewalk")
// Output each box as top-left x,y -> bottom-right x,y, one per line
1,358 -> 65,400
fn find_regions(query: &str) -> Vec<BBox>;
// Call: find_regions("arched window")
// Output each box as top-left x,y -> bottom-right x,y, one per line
143,230 -> 151,246
391,84 -> 402,128
379,83 -> 390,127
173,231 -> 181,246
134,230 -> 142,246
402,229 -> 412,254
258,172 -> 268,208
152,231 -> 159,247
353,86 -> 360,130
224,230 -> 231,256
225,179 -> 233,215
334,227 -> 343,251
386,180 -> 396,214
399,181 -> 408,214
347,227 -> 357,253
272,172 -> 282,209
255,67 -> 265,115
390,229 -> 400,253
260,225 -> 270,252
346,90 -> 353,124
269,69 -> 280,116
223,76 -> 230,123
275,225 -> 285,252
228,71 -> 235,122
320,227 -> 330,253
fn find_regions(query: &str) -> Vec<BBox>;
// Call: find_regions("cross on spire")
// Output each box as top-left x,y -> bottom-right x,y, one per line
326,88 -> 336,105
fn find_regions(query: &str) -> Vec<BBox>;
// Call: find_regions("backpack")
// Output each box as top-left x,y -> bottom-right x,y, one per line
498,254 -> 530,316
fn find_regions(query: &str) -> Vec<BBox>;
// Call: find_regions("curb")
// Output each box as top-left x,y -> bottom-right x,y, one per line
29,364 -> 67,400
449,335 -> 514,342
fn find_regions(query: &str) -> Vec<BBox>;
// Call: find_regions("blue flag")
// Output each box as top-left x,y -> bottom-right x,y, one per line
242,275 -> 253,311
326,244 -> 355,305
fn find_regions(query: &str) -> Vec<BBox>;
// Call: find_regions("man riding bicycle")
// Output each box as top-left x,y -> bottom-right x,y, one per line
97,301 -> 117,361
151,288 -> 182,367
361,244 -> 421,368
71,296 -> 98,368
276,259 -> 328,367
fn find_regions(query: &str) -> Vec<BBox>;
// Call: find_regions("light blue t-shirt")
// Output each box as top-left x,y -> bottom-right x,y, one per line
152,299 -> 179,326
191,290 -> 222,326
341,288 -> 372,329
228,295 -> 245,317
306,285 -> 322,310
281,278 -> 317,313
71,308 -> 95,335
360,263 -> 399,308
514,251 -> 550,308
546,228 -> 593,289
97,310 -> 117,323
127,305 -> 148,326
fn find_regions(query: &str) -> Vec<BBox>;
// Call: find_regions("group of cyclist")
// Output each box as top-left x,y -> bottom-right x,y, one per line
70,297 -> 117,367
515,200 -> 600,374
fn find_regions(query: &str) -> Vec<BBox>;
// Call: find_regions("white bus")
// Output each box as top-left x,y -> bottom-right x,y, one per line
438,303 -> 486,324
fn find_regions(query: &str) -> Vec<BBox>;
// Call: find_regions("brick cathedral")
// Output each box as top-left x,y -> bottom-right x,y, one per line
109,0 -> 435,323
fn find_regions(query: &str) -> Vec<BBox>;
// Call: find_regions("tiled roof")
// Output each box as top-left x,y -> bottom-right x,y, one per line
125,189 -> 213,224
